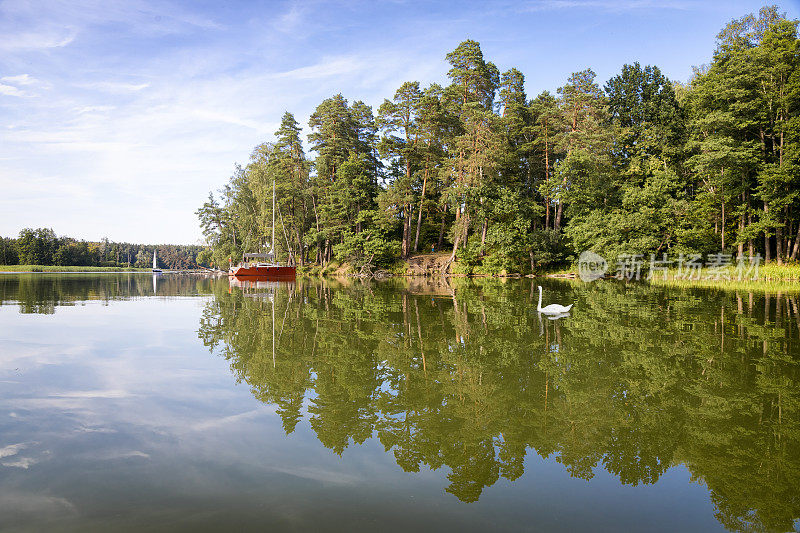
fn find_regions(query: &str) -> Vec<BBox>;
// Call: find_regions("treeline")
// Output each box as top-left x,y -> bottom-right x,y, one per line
198,6 -> 800,273
0,227 -> 207,269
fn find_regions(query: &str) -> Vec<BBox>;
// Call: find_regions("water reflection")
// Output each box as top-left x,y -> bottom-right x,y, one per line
197,277 -> 800,532
0,273 -> 212,312
1,274 -> 799,531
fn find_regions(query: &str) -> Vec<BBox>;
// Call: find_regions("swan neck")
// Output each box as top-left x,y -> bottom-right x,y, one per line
537,286 -> 542,311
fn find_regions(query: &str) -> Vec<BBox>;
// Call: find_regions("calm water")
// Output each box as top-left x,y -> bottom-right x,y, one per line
0,274 -> 798,532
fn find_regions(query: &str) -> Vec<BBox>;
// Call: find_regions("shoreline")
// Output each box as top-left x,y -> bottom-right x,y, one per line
4,263 -> 799,292
0,266 -> 217,274
296,257 -> 800,292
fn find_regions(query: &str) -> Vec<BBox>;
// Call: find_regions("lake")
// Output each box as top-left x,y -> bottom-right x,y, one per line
0,273 -> 798,532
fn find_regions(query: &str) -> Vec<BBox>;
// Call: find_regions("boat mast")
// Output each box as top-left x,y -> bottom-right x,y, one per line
272,178 -> 276,262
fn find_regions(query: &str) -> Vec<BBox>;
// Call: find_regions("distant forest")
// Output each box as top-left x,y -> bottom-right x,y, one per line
197,6 -> 800,274
0,227 -> 207,270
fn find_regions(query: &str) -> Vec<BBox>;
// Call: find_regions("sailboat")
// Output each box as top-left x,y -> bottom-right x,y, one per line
228,180 -> 296,279
152,250 -> 162,273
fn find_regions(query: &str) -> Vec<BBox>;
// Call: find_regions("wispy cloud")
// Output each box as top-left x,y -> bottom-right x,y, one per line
0,29 -> 76,51
273,2 -> 306,34
0,442 -> 29,458
2,456 -> 40,469
190,408 -> 271,432
520,0 -> 694,11
48,389 -> 133,399
0,491 -> 76,517
73,105 -> 117,115
0,83 -> 25,97
190,109 -> 264,130
1,74 -> 37,85
0,0 -> 222,39
78,81 -> 151,93
273,56 -> 365,80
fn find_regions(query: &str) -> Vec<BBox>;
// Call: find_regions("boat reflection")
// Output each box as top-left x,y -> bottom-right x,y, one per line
228,275 -> 296,294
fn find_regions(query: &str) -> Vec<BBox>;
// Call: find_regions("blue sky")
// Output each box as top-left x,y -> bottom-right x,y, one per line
1,0 -> 798,245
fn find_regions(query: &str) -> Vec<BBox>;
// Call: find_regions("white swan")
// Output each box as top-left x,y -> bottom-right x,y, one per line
537,286 -> 573,315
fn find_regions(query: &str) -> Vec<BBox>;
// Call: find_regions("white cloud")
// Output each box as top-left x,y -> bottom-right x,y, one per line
79,81 -> 151,93
0,83 -> 25,97
1,74 -> 37,85
74,105 -> 116,114
0,442 -> 28,458
48,389 -> 133,399
2,456 -> 40,469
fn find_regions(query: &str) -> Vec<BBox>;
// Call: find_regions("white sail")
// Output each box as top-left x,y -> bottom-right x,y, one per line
152,250 -> 157,270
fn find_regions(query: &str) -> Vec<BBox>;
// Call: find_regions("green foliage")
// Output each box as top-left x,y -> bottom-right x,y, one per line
333,210 -> 400,268
197,10 -> 800,274
1,228 -> 207,269
0,236 -> 19,265
17,228 -> 57,265
527,229 -> 569,270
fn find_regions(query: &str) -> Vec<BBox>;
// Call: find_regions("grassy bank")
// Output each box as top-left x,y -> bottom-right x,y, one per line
649,277 -> 800,293
0,265 -> 152,273
545,262 -> 800,292
647,264 -> 800,292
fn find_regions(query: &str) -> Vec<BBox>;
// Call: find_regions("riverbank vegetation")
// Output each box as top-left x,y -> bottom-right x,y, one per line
197,6 -> 800,277
0,265 -> 151,273
0,228 -> 207,270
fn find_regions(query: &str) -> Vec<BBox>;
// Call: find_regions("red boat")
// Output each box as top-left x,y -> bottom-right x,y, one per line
229,181 -> 296,280
228,253 -> 296,279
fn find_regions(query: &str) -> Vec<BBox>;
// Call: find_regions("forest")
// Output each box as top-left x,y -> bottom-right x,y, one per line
0,227 -> 206,270
197,6 -> 800,275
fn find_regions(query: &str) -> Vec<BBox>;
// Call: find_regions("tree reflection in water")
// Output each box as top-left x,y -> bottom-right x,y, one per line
198,277 -> 800,532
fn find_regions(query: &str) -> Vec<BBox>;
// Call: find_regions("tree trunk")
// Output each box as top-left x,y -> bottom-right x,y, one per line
738,200 -> 745,257
402,205 -> 410,258
438,205 -> 447,251
764,202 -> 771,262
555,201 -> 563,231
414,167 -> 428,253
295,229 -> 304,266
448,233 -> 461,264
448,209 -> 468,264
480,218 -> 487,255
784,206 -> 790,262
544,197 -> 550,230
721,193 -> 726,251
790,220 -> 800,260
